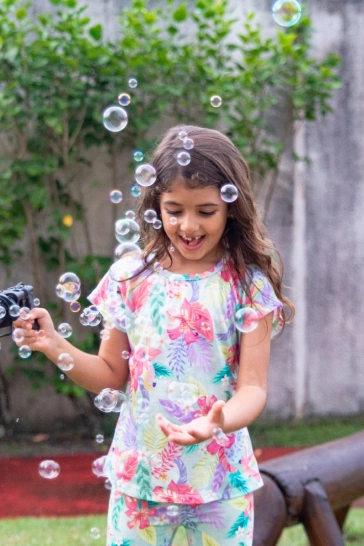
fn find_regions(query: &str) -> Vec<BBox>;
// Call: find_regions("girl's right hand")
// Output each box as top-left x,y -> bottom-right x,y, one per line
12,308 -> 58,354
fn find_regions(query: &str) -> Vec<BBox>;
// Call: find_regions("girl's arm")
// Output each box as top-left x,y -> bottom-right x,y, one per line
157,312 -> 273,445
13,308 -> 130,394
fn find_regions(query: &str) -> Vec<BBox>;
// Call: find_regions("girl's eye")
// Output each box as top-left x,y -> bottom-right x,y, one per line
166,210 -> 181,215
199,211 -> 216,216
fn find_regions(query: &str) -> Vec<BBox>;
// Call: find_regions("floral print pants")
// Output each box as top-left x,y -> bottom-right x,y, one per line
107,489 -> 254,546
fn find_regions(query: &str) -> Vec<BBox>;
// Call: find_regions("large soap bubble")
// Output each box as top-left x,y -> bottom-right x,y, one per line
135,164 -> 157,187
102,105 -> 128,132
234,307 -> 259,333
272,0 -> 301,27
94,388 -> 127,413
115,218 -> 141,244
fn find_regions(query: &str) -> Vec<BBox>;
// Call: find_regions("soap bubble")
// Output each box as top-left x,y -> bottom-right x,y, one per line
58,272 -> 81,298
102,105 -> 128,132
125,210 -> 136,220
19,345 -> 31,358
90,527 -> 101,540
100,329 -> 110,341
9,305 -> 20,318
110,190 -> 123,204
178,130 -> 188,140
167,381 -> 198,406
0,306 -> 5,319
115,218 -> 141,244
118,93 -> 131,106
131,185 -> 142,197
18,307 -> 30,320
114,242 -> 141,261
135,164 -> 157,187
57,353 -> 75,371
177,151 -> 191,166
80,306 -> 102,327
153,262 -> 164,272
128,78 -> 138,88
210,95 -> 222,108
121,350 -> 130,359
104,478 -> 112,490
62,214 -> 73,227
272,0 -> 301,27
169,217 -> 178,225
39,460 -> 60,479
144,209 -> 158,223
183,138 -> 194,150
220,184 -> 238,203
94,388 -> 126,413
166,505 -> 179,517
133,150 -> 144,162
92,455 -> 107,477
153,219 -> 162,229
234,307 -> 259,333
95,434 -> 104,444
57,323 -> 73,339
70,301 -> 81,313
12,329 -> 24,343
212,427 -> 230,447
33,298 -> 40,306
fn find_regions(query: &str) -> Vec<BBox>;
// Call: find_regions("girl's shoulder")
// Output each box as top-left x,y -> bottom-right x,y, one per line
109,251 -> 150,284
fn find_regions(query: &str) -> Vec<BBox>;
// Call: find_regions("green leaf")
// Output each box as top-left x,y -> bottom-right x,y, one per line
89,24 -> 103,41
15,8 -> 27,20
137,526 -> 156,545
202,532 -> 221,546
173,3 -> 187,22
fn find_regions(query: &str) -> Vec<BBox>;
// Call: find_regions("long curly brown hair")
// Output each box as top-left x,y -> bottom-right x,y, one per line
136,125 -> 294,324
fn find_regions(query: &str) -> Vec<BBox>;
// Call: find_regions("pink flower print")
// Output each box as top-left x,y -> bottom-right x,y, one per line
193,395 -> 218,418
130,278 -> 153,313
167,299 -> 214,345
117,452 -> 139,482
91,276 -> 110,306
240,453 -> 261,483
166,280 -> 186,300
153,480 -> 204,505
125,496 -> 156,529
129,346 -> 161,392
206,435 -> 238,473
226,343 -> 239,374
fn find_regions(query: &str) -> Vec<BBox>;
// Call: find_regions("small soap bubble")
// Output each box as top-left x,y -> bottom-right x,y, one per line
90,527 -> 101,540
12,328 -> 24,343
33,298 -> 40,306
166,505 -> 179,517
153,219 -> 162,229
19,345 -> 31,359
115,219 -> 141,244
62,214 -> 73,227
114,242 -> 141,261
178,130 -> 188,140
92,455 -> 107,477
57,323 -> 73,339
0,306 -> 5,319
130,184 -> 142,197
57,353 -> 75,371
128,78 -> 138,88
110,190 -> 123,204
144,209 -> 158,224
70,301 -> 81,313
212,427 -> 230,447
9,305 -> 20,318
220,184 -> 238,203
210,95 -> 222,108
118,93 -> 131,106
272,0 -> 301,27
19,307 -> 30,320
104,478 -> 112,490
135,164 -> 157,187
183,137 -> 194,150
153,262 -> 164,272
234,307 -> 259,333
201,321 -> 211,332
79,313 -> 89,326
39,460 -> 60,479
121,350 -> 130,359
133,150 -> 144,162
100,329 -> 111,341
94,388 -> 126,413
95,434 -> 104,444
177,151 -> 191,166
125,210 -> 136,220
102,105 -> 128,132
60,374 -> 65,380
169,217 -> 178,225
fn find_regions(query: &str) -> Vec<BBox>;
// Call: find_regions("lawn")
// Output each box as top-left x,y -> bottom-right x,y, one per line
0,510 -> 363,545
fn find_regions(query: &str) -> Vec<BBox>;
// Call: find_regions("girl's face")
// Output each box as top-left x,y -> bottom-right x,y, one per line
160,180 -> 229,272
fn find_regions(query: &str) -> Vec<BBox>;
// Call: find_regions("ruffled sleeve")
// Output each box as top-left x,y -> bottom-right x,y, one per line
242,266 -> 284,338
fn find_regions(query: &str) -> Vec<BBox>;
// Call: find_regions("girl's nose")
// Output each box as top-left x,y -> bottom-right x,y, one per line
180,214 -> 199,233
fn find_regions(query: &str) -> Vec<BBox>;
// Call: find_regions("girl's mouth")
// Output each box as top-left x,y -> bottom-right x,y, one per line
179,235 -> 205,250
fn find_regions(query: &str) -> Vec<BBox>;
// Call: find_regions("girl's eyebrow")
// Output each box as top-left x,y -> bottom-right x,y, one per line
163,200 -> 220,207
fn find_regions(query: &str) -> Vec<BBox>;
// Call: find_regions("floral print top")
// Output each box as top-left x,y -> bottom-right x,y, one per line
89,253 -> 283,504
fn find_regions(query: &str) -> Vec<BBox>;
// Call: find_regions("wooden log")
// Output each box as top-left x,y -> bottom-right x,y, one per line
258,431 -> 364,525
253,474 -> 287,546
301,480 -> 345,546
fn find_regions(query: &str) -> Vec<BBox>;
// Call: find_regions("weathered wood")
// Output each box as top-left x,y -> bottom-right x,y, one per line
301,480 -> 345,546
253,474 -> 287,546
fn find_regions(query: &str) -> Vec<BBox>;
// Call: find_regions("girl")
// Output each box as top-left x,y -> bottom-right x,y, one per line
14,125 -> 294,546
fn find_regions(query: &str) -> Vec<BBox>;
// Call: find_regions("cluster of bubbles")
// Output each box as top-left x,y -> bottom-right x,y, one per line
143,208 -> 162,230
80,306 -> 102,327
167,381 -> 199,407
39,459 -> 60,479
102,79 -> 137,133
234,307 -> 259,333
94,388 -> 127,413
272,0 -> 301,27
212,427 -> 230,447
56,272 -> 81,303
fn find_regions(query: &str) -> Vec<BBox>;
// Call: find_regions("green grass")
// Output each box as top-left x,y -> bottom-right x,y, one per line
0,511 -> 363,545
249,413 -> 364,447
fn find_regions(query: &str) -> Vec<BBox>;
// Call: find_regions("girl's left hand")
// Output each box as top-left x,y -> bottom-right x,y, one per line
156,399 -> 225,445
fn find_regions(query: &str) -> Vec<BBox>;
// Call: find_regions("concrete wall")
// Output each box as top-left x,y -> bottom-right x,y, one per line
1,0 -> 364,429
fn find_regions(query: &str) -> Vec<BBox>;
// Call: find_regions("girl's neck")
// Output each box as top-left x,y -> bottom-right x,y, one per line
162,249 -> 226,275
